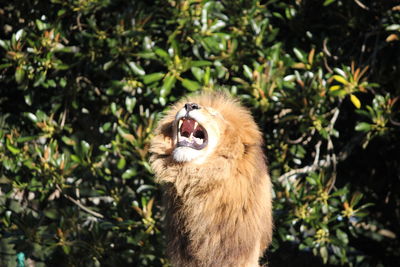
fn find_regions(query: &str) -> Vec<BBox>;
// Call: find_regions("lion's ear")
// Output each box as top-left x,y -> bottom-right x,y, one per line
150,119 -> 174,156
236,122 -> 263,147
158,119 -> 173,137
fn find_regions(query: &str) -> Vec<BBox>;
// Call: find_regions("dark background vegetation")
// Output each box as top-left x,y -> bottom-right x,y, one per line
0,0 -> 399,266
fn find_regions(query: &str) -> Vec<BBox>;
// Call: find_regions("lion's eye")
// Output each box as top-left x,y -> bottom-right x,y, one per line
208,108 -> 219,116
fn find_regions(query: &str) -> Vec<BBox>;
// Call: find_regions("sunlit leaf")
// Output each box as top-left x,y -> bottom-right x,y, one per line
350,94 -> 361,109
329,85 -> 341,91
181,78 -> 201,91
160,74 -> 176,97
333,75 -> 348,85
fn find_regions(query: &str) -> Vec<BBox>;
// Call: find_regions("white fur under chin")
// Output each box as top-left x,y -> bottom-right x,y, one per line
173,147 -> 203,162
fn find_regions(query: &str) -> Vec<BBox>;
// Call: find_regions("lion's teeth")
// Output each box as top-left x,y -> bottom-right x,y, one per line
194,122 -> 198,129
194,137 -> 203,145
178,120 -> 183,129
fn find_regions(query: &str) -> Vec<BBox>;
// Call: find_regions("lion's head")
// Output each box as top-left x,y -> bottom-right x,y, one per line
150,92 -> 263,167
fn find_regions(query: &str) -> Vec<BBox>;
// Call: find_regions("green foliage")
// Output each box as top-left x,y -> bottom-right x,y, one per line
1,0 -> 399,266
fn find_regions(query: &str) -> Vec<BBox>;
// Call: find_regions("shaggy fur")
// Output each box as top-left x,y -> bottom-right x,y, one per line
150,93 -> 273,267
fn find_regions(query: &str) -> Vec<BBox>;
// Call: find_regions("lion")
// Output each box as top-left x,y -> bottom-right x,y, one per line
150,92 -> 273,267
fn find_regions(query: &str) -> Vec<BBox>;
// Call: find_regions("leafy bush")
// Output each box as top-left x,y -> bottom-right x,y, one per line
0,0 -> 399,266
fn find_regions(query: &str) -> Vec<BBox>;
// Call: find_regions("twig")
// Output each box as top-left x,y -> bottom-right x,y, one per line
76,76 -> 101,96
313,141 -> 322,166
322,38 -> 332,57
278,106 -> 344,185
278,160 -> 328,183
322,38 -> 333,73
287,133 -> 307,144
329,107 -> 340,130
76,13 -> 83,31
56,185 -> 104,219
390,117 -> 400,127
60,107 -> 67,129
278,141 -> 325,183
278,133 -> 365,184
326,107 -> 340,171
354,0 -> 369,10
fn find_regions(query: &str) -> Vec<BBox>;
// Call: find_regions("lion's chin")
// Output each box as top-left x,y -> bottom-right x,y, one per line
173,147 -> 204,162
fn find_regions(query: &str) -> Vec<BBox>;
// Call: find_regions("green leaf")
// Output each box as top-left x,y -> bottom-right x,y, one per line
70,154 -> 81,163
355,122 -> 372,132
117,157 -> 126,170
62,136 -> 76,146
142,72 -> 165,84
181,78 -> 201,91
202,37 -> 221,52
0,63 -> 12,70
128,61 -> 145,76
80,140 -> 90,156
191,60 -> 212,67
336,229 -> 349,244
16,135 -> 37,143
372,95 -> 385,109
243,65 -> 253,80
306,176 -> 317,186
6,139 -> 20,155
320,246 -> 328,264
62,245 -> 71,255
33,71 -> 47,87
160,74 -> 176,97
25,112 -> 38,123
0,40 -> 9,50
122,168 -> 137,179
331,187 -> 349,197
103,60 -> 114,71
59,78 -> 67,87
323,0 -> 336,6
204,66 -> 211,84
125,97 -> 136,113
47,79 -> 56,87
57,9 -> 66,16
386,24 -> 400,31
44,209 -> 59,219
350,192 -> 363,207
154,47 -> 170,62
101,122 -> 112,132
293,48 -> 305,62
35,19 -> 49,30
191,67 -> 204,82
15,67 -> 25,84
110,102 -> 117,115
15,29 -> 25,41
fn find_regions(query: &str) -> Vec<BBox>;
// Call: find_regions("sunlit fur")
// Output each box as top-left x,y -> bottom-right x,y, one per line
150,92 -> 273,267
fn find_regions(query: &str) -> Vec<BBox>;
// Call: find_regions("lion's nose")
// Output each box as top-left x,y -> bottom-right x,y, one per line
184,102 -> 200,112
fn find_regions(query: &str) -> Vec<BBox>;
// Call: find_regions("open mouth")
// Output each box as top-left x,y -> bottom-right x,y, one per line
177,117 -> 208,150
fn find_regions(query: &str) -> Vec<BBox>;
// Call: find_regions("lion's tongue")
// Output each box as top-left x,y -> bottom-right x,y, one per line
181,119 -> 196,137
